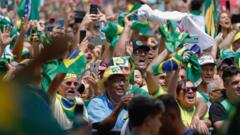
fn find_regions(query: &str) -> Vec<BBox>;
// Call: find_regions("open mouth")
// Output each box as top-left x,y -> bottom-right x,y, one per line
116,88 -> 125,95
186,94 -> 195,102
66,89 -> 75,95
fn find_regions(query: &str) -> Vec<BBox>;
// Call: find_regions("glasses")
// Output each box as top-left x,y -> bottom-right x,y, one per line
183,87 -> 197,93
64,81 -> 79,87
212,89 -> 225,93
110,77 -> 127,84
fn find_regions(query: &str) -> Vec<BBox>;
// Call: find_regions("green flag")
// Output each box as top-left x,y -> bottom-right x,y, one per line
118,3 -> 142,26
17,0 -> 40,20
41,59 -> 61,91
57,50 -> 87,75
183,54 -> 202,86
101,22 -> 123,48
235,51 -> 240,68
159,20 -> 189,52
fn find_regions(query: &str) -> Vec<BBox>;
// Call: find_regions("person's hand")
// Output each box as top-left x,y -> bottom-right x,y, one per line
98,9 -> 107,23
21,16 -> 29,32
214,33 -> 223,44
124,15 -> 133,29
2,62 -> 17,81
190,116 -> 200,129
0,26 -> 16,46
182,51 -> 190,60
78,37 -> 89,52
119,93 -> 134,107
196,120 -> 209,135
148,37 -> 158,47
80,13 -> 100,27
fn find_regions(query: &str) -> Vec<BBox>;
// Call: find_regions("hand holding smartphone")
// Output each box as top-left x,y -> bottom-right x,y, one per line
90,4 -> 98,14
80,30 -> 86,43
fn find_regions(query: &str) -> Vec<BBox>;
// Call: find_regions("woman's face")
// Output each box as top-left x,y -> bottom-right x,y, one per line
134,70 -> 143,87
177,81 -> 197,108
219,12 -> 231,29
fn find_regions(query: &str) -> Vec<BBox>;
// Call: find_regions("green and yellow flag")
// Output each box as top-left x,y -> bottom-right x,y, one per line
204,0 -> 218,37
183,54 -> 202,86
101,22 -> 123,48
57,50 -> 87,75
159,20 -> 189,52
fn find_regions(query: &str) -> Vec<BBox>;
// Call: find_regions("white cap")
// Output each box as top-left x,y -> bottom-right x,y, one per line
198,55 -> 215,66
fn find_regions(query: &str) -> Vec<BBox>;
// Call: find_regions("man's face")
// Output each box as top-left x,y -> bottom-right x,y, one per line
105,74 -> 128,99
201,64 -> 215,83
158,74 -> 168,88
226,74 -> 240,98
132,48 -> 149,70
58,77 -> 79,99
209,90 -> 223,102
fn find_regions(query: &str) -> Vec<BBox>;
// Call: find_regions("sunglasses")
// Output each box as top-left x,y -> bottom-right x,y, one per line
64,81 -> 79,87
183,87 -> 197,93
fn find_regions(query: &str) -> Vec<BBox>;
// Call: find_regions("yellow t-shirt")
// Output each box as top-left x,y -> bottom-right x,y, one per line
153,86 -> 167,97
178,104 -> 209,128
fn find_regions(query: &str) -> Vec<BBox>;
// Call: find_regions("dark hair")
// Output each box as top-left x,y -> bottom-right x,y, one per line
222,65 -> 240,83
176,79 -> 187,95
190,0 -> 203,11
128,96 -> 164,127
157,94 -> 181,117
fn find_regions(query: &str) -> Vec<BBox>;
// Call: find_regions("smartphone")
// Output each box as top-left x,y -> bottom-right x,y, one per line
231,14 -> 240,24
226,0 -> 230,10
77,84 -> 85,94
75,11 -> 86,23
57,19 -> 64,28
90,62 -> 100,76
80,30 -> 86,43
90,4 -> 98,14
88,35 -> 104,45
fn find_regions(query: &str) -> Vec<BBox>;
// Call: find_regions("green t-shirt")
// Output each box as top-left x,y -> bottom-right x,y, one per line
128,85 -> 149,96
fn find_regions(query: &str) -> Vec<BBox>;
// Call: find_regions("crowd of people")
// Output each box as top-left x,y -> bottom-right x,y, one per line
0,0 -> 240,135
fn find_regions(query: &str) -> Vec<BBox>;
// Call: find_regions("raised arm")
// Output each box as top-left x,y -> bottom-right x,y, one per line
211,33 -> 223,60
146,49 -> 169,95
219,29 -> 238,49
167,69 -> 179,98
113,16 -> 132,57
12,17 -> 28,62
47,73 -> 66,100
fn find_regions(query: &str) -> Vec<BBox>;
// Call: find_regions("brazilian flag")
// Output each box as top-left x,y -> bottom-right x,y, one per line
57,50 -> 87,75
101,22 -> 123,48
159,20 -> 189,52
17,0 -> 40,20
204,0 -> 218,37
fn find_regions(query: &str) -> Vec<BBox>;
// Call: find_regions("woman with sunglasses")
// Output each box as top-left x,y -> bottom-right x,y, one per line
175,80 -> 211,133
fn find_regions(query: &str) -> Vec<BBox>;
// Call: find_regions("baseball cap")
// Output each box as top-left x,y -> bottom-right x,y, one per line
233,32 -> 240,43
99,66 -> 129,90
198,55 -> 215,66
220,48 -> 235,62
132,40 -> 150,52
